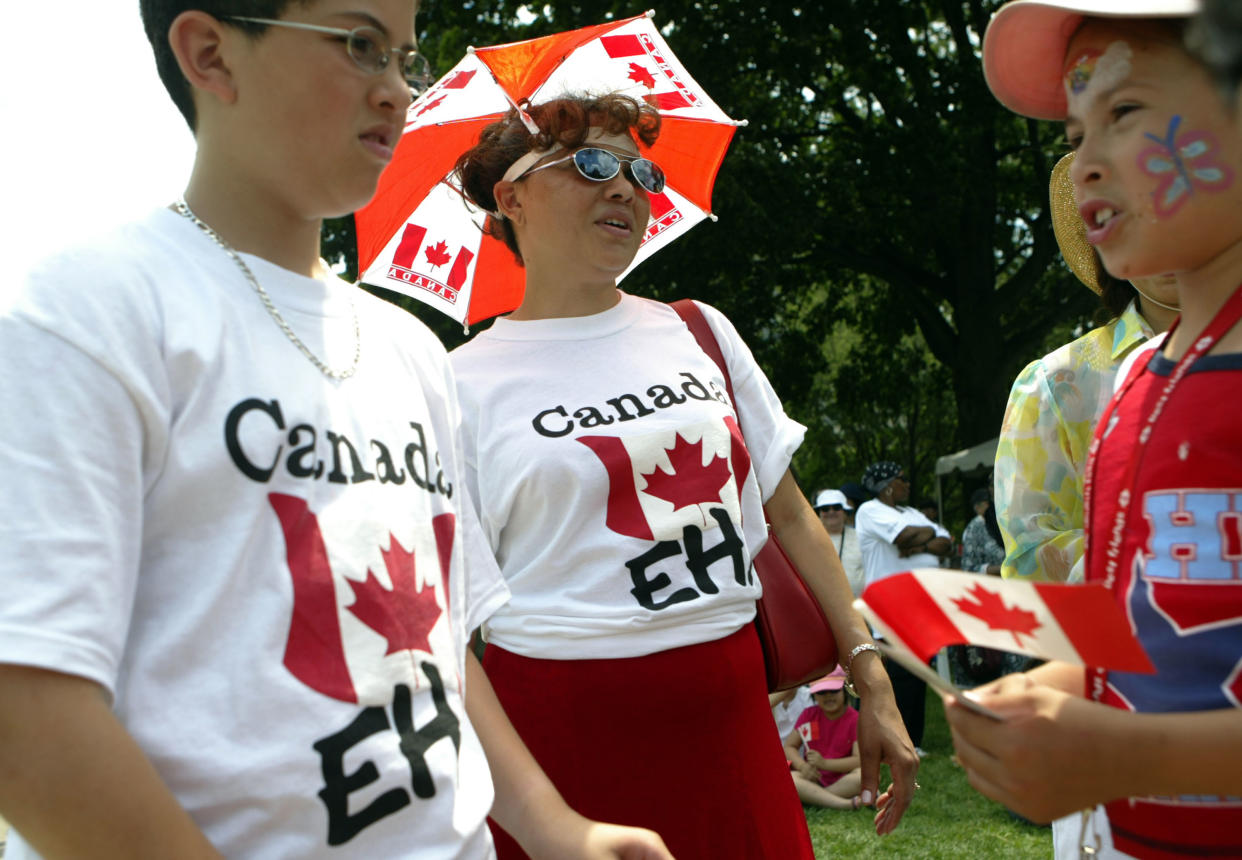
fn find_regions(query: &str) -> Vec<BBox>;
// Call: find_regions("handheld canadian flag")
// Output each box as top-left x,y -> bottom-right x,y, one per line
859,569 -> 1154,673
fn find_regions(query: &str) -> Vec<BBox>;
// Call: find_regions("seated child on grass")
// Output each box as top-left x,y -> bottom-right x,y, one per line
783,667 -> 863,810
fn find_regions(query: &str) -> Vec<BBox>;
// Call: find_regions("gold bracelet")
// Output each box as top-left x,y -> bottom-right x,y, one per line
844,642 -> 880,698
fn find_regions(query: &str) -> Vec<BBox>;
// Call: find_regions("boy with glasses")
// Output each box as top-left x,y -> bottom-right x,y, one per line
0,2 -> 670,858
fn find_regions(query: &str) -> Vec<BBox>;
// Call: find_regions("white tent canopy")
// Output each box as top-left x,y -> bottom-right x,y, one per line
935,437 -> 999,477
934,437 -> 998,522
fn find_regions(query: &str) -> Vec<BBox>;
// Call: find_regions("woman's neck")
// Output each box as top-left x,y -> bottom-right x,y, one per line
509,266 -> 622,320
1136,292 -> 1179,334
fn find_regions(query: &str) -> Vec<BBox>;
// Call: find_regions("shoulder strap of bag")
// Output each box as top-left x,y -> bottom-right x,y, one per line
669,299 -> 741,436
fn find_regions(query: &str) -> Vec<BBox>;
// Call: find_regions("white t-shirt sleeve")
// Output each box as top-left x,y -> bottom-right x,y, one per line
696,301 -> 805,501
0,257 -> 166,698
456,476 -> 510,635
856,500 -> 909,545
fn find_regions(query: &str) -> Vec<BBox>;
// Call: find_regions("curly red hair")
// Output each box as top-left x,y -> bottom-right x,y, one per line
454,93 -> 661,263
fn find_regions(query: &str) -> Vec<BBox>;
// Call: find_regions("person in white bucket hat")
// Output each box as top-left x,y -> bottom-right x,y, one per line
814,489 -> 865,597
945,3 -> 1242,860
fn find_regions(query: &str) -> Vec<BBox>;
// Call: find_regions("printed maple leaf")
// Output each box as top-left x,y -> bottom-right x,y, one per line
346,535 -> 441,656
641,434 -> 732,515
413,94 -> 446,117
424,240 -> 451,268
628,62 -> 656,90
951,582 -> 1041,648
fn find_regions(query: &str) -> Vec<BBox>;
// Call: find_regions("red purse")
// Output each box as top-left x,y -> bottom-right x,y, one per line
670,300 -> 838,691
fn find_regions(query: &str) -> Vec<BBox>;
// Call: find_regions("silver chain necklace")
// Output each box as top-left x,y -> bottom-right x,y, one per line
173,198 -> 360,380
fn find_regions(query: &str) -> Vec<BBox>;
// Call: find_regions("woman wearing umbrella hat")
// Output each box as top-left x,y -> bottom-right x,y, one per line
449,92 -> 918,857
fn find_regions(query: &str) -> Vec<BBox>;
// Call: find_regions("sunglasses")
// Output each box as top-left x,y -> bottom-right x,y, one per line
522,147 -> 666,195
817,505 -> 844,512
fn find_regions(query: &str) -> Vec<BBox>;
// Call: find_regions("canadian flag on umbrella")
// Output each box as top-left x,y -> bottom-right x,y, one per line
859,569 -> 1154,673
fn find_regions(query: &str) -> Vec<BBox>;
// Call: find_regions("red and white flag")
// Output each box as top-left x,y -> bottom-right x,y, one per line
859,569 -> 1154,673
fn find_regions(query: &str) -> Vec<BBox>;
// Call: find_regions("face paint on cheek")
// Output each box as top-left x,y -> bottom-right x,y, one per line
1064,41 -> 1134,115
1138,114 -> 1237,219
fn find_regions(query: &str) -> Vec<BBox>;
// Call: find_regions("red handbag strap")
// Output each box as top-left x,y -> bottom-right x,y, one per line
669,299 -> 741,435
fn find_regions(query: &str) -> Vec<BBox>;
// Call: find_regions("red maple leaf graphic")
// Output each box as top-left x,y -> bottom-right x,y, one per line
640,434 -> 732,514
413,94 -> 446,117
424,240 -> 451,268
951,582 -> 1042,648
628,62 -> 656,90
346,535 -> 442,656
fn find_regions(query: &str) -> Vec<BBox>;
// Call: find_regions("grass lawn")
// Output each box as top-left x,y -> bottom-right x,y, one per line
803,688 -> 1051,858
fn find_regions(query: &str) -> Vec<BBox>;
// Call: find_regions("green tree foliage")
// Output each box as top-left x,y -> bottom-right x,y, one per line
325,0 -> 1102,520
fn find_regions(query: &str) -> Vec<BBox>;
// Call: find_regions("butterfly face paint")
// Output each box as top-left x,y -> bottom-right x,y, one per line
1138,115 -> 1236,219
1064,41 -> 1134,117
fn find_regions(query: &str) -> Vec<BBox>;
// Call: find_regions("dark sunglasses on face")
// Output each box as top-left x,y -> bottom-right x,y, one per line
818,505 -> 844,512
522,147 -> 666,194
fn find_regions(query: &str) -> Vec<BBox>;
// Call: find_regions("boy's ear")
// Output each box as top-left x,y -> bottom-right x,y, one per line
168,11 -> 238,108
493,180 -> 523,224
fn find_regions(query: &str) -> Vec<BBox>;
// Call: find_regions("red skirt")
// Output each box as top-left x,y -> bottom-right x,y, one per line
482,624 -> 814,859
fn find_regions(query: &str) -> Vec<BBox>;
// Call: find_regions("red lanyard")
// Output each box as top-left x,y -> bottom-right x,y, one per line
1082,283 -> 1242,695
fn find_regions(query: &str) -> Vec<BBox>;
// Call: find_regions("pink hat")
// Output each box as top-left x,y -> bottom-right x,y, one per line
982,0 -> 1199,120
808,665 -> 847,694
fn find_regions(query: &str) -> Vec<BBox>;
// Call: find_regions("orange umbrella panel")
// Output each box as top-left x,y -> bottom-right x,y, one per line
355,12 -> 744,327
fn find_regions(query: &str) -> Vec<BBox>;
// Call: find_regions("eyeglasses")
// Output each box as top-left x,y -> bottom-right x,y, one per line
228,17 -> 433,94
522,147 -> 666,194
817,505 -> 844,512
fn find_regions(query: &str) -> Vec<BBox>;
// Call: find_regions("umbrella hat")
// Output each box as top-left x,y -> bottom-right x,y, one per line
355,12 -> 744,328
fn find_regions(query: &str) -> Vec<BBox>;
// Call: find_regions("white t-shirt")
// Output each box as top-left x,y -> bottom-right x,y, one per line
0,209 -> 509,859
855,499 -> 949,588
450,293 -> 805,659
773,687 -> 816,739
830,525 -> 865,597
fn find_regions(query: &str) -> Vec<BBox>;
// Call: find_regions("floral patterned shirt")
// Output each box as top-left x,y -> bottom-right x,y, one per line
994,301 -> 1154,583
961,515 -> 1005,573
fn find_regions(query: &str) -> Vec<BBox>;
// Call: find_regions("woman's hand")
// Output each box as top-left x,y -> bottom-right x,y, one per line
853,656 -> 919,834
760,472 -> 918,832
576,822 -> 675,860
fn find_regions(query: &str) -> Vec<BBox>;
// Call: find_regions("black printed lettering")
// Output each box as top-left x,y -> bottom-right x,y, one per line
371,439 -> 407,484
528,370 -> 726,437
628,540 -> 700,610
314,706 -> 409,846
392,666 -> 462,799
286,424 -> 321,479
223,397 -> 449,496
646,384 -> 686,408
574,406 -> 615,429
684,508 -> 747,589
326,430 -> 377,485
404,421 -> 435,492
224,398 -> 285,482
605,393 -> 656,422
679,371 -> 713,402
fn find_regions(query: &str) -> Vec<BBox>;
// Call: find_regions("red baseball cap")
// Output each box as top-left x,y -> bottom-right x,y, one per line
982,0 -> 1199,120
